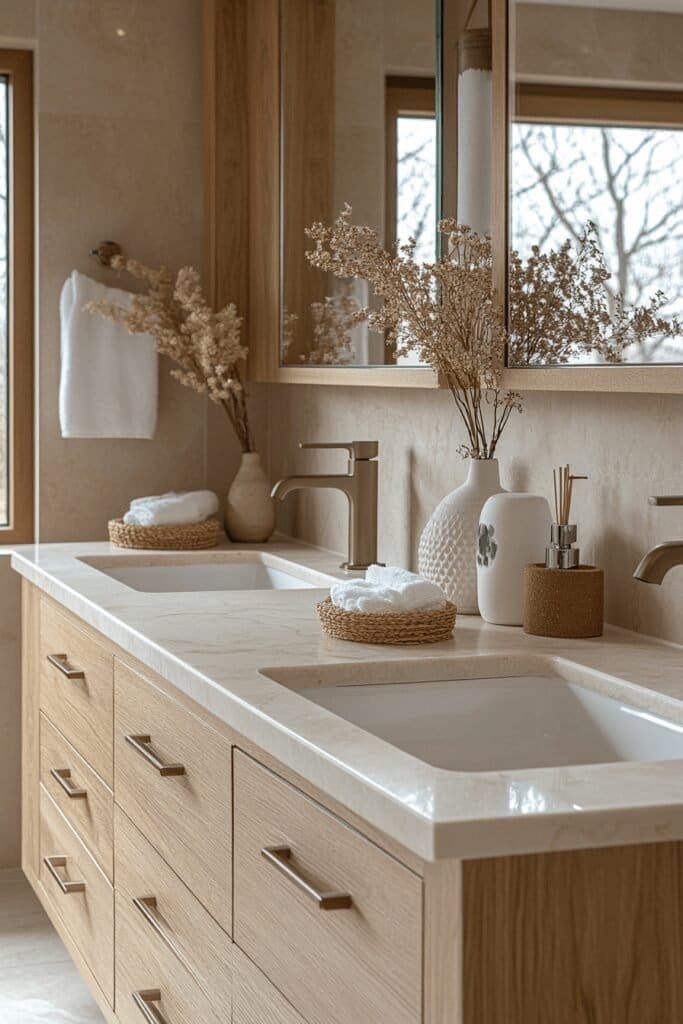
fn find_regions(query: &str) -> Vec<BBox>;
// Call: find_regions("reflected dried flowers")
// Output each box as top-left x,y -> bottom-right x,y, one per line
306,206 -> 522,459
508,223 -> 683,365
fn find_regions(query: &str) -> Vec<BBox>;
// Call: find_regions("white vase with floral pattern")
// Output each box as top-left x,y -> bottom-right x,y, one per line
418,458 -> 504,615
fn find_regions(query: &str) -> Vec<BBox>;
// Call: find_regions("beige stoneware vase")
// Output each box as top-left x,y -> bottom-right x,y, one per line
225,452 -> 276,543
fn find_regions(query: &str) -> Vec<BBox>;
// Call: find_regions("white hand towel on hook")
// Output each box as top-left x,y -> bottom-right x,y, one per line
59,270 -> 158,439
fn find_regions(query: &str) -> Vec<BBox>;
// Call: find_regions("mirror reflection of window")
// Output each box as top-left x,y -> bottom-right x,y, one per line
385,77 -> 437,366
386,78 -> 437,262
508,0 -> 683,367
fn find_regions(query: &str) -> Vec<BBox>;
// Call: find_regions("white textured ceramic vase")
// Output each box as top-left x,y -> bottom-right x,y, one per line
225,452 -> 276,543
476,492 -> 551,626
418,458 -> 504,615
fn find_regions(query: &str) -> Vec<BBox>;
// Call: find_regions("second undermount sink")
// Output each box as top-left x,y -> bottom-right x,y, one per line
79,551 -> 335,593
264,659 -> 683,773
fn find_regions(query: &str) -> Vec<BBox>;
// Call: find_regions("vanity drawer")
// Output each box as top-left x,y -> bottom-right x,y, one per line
114,659 -> 232,933
115,887 -> 229,1024
114,806 -> 232,1008
233,946 -> 306,1024
40,598 -> 114,786
39,786 -> 114,1006
233,751 -> 423,1024
40,713 -> 113,880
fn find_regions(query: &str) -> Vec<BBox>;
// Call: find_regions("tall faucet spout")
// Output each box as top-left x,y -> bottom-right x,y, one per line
633,542 -> 683,585
271,475 -> 350,501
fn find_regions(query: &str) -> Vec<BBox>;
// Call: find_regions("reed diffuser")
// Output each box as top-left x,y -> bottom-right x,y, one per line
546,465 -> 588,569
523,464 -> 603,638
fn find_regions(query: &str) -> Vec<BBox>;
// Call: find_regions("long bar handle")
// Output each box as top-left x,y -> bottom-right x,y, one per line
649,496 -> 683,506
46,653 -> 85,679
125,734 -> 185,777
43,855 -> 86,894
133,990 -> 167,1024
261,845 -> 352,911
133,896 -> 174,950
50,767 -> 87,799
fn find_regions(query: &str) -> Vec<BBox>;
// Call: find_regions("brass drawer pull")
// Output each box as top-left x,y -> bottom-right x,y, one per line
133,896 -> 174,950
261,845 -> 352,911
133,989 -> 167,1024
46,653 -> 85,679
43,855 -> 86,894
50,767 -> 87,799
125,734 -> 186,777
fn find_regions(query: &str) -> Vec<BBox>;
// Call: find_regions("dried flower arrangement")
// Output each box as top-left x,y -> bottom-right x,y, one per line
281,283 -> 359,365
87,256 -> 253,452
508,222 -> 683,366
306,206 -> 522,459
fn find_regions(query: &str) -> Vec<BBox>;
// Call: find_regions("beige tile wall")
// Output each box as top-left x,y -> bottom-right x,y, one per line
0,0 -> 241,866
266,384 -> 683,645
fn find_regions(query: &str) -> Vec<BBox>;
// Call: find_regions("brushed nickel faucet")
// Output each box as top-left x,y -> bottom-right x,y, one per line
271,441 -> 379,570
633,496 -> 683,584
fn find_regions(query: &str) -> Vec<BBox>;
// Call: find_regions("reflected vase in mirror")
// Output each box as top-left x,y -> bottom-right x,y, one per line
418,459 -> 504,615
225,452 -> 276,544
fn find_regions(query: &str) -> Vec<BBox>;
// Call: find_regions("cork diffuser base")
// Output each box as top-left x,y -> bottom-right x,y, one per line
523,563 -> 604,639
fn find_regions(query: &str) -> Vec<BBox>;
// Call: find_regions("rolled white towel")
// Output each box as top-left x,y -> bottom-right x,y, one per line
365,564 -> 447,611
330,581 -> 399,613
330,567 -> 447,614
123,490 -> 219,527
128,491 -> 176,509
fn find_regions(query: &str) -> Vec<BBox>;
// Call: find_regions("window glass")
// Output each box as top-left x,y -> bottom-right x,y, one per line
0,77 -> 9,523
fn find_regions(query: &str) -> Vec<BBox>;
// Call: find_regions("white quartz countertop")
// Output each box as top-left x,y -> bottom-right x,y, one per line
12,539 -> 683,863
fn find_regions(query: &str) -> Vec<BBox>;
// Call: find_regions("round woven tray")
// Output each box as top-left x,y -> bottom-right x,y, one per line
108,517 -> 223,550
316,596 -> 457,645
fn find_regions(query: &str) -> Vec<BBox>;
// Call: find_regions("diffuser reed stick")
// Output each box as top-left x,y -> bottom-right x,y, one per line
553,465 -> 587,525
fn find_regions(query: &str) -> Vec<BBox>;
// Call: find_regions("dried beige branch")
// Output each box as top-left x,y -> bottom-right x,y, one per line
87,256 -> 253,452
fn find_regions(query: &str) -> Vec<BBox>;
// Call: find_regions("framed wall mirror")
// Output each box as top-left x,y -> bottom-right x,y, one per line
503,0 -> 683,372
206,0 -> 683,390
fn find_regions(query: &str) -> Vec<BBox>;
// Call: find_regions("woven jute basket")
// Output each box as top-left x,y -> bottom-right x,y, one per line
108,517 -> 223,550
316,596 -> 457,645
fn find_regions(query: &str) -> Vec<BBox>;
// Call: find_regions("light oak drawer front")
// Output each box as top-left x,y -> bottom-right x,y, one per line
114,659 -> 232,933
233,751 -> 423,1024
40,713 -> 113,880
115,889 -> 230,1024
39,786 -> 114,1006
40,598 -> 114,786
115,805 -> 232,1009
233,947 -> 306,1024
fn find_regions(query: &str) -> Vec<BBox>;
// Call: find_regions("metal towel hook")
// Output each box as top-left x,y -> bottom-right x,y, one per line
89,240 -> 122,267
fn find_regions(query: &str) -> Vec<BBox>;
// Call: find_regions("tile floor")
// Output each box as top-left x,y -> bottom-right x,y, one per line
0,868 -> 104,1023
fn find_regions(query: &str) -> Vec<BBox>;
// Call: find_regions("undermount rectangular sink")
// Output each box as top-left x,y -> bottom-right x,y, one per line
79,551 -> 335,594
265,659 -> 683,773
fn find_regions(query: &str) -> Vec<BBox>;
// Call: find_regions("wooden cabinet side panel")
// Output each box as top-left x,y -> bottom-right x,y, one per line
463,842 -> 683,1024
21,579 -> 40,882
424,859 -> 463,1024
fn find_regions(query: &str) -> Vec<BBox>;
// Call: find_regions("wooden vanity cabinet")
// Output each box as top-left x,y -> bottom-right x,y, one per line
21,580 -> 683,1024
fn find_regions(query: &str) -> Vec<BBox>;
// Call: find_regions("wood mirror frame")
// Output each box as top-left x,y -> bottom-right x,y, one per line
204,0 -> 683,393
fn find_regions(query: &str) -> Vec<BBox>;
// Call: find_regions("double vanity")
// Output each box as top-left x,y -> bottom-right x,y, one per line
12,541 -> 683,1023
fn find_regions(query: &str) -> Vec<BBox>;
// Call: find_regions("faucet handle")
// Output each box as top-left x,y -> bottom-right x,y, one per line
299,441 -> 378,460
649,496 -> 683,506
